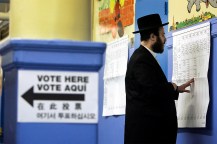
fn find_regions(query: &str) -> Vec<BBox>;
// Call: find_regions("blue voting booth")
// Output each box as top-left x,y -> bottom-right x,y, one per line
0,39 -> 106,144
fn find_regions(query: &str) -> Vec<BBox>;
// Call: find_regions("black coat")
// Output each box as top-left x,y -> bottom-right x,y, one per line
124,45 -> 179,144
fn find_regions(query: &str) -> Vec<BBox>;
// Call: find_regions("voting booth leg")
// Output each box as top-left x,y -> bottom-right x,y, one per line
0,39 -> 106,144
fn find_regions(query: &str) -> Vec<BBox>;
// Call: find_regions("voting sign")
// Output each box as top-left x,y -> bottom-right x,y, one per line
17,70 -> 98,123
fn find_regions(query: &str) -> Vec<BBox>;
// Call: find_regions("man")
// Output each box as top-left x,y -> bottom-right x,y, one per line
124,14 -> 194,144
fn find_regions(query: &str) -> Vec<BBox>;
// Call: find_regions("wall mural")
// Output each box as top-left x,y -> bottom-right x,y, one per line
187,0 -> 217,13
98,0 -> 134,39
169,0 -> 216,31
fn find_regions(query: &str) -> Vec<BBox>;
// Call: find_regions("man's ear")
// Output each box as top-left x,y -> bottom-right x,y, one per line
150,33 -> 156,42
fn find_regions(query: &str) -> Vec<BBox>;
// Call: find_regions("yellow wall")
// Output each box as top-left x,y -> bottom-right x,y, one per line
10,0 -> 91,41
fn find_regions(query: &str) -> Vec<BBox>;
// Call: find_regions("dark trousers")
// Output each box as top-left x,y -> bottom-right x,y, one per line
124,116 -> 178,144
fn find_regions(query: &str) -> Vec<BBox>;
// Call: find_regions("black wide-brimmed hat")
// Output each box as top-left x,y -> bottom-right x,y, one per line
133,14 -> 169,34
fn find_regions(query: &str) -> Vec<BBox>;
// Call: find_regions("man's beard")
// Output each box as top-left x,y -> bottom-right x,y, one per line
152,36 -> 164,53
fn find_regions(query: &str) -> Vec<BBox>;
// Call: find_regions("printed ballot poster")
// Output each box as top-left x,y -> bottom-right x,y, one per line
172,22 -> 210,127
18,70 -> 98,123
103,35 -> 128,116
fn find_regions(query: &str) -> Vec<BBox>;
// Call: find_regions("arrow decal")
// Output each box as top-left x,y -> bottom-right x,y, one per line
22,87 -> 85,107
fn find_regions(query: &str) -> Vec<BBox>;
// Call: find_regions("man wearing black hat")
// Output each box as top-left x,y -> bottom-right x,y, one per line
124,14 -> 194,144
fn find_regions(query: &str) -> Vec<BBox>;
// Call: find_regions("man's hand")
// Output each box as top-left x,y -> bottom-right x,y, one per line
177,78 -> 194,93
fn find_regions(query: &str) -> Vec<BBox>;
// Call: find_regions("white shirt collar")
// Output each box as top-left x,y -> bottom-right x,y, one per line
141,45 -> 157,59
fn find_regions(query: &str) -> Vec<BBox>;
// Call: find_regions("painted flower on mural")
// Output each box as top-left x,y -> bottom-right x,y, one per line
170,12 -> 215,31
110,0 -> 125,13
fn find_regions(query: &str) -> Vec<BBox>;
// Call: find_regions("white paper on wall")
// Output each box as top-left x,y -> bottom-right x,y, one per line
172,22 -> 210,128
103,35 -> 129,116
